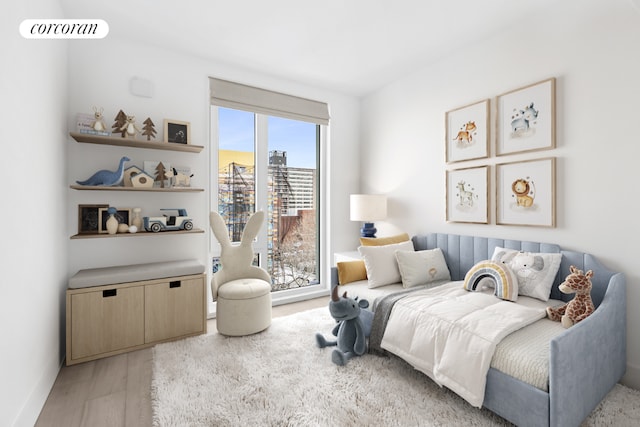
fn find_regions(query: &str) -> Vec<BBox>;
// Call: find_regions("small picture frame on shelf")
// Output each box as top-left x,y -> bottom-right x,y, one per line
98,208 -> 132,234
164,119 -> 190,144
78,204 -> 108,235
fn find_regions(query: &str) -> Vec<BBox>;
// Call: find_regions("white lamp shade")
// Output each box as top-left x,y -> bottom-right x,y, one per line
350,194 -> 387,222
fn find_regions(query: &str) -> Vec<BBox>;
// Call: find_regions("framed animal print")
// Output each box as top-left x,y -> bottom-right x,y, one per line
496,78 -> 555,156
496,158 -> 555,227
164,119 -> 190,144
446,166 -> 489,224
445,99 -> 489,163
78,204 -> 108,234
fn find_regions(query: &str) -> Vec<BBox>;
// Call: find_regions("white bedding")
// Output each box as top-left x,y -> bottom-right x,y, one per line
380,281 -> 548,407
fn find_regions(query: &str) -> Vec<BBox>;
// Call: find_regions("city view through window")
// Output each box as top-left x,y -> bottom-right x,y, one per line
217,107 -> 320,292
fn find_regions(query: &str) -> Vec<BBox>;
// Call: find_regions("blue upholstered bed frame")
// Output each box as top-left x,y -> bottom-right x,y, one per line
333,233 -> 627,427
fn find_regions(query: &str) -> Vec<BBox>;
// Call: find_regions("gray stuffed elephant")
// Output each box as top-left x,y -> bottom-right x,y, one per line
315,286 -> 373,366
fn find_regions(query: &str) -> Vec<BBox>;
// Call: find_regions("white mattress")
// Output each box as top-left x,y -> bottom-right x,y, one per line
491,317 -> 566,391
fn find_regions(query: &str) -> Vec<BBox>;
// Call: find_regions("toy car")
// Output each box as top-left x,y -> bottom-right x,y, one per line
143,208 -> 194,232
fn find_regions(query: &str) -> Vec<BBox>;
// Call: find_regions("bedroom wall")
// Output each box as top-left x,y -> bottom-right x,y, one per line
2,0 -> 69,425
66,37 -> 360,300
359,0 -> 640,389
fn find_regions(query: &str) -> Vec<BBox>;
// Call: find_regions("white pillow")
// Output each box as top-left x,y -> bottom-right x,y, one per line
358,240 -> 415,288
395,248 -> 451,288
491,247 -> 562,301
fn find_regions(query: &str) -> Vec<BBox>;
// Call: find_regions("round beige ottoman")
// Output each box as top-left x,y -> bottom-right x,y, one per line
216,278 -> 272,336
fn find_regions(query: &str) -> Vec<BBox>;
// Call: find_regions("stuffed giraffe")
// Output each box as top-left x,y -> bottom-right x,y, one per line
546,266 -> 595,328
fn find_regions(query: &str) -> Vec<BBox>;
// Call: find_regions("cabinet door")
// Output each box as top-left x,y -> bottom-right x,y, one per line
70,286 -> 145,360
144,277 -> 204,343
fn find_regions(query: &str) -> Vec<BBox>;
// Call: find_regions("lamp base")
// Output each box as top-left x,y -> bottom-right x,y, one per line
360,222 -> 377,238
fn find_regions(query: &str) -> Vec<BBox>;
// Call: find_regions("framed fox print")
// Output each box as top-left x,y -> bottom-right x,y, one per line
445,99 -> 489,163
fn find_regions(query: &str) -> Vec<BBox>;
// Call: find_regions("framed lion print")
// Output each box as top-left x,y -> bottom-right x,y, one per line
496,157 -> 555,227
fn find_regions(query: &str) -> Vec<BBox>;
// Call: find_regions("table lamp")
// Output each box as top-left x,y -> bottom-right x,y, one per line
350,194 -> 387,238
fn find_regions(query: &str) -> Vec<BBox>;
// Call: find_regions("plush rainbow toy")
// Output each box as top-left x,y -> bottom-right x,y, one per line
463,261 -> 519,302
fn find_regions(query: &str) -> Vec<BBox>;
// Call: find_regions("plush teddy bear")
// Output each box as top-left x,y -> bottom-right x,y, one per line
315,286 -> 373,366
546,265 -> 595,328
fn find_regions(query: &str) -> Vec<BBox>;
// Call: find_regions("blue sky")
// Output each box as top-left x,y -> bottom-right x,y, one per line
218,107 -> 317,169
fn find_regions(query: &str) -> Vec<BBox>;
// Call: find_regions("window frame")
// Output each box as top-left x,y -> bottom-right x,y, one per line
209,106 -> 329,316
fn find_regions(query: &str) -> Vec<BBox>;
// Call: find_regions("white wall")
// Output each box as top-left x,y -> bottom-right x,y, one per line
360,0 -> 640,388
4,8 -> 360,423
2,1 -> 69,425
66,37 -> 361,296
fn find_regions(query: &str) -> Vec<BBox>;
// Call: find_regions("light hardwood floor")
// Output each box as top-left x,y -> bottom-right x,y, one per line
35,297 -> 328,427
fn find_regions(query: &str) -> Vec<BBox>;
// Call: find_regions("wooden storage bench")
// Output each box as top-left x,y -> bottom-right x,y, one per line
66,260 -> 206,365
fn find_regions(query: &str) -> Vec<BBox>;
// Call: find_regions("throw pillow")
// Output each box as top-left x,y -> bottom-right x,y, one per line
463,260 -> 519,302
491,247 -> 562,301
337,260 -> 367,285
358,240 -> 415,288
395,248 -> 451,288
359,233 -> 410,247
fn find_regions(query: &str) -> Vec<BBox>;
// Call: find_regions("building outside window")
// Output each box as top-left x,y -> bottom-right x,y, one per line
216,107 -> 320,292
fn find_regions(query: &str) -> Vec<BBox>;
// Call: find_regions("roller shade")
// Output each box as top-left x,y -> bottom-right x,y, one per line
209,77 -> 330,125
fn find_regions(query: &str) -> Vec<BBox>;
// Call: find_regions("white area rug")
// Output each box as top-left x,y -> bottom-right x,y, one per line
152,307 -> 640,426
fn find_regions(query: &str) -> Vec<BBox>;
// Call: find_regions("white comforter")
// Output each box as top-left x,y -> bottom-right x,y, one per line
380,281 -> 548,407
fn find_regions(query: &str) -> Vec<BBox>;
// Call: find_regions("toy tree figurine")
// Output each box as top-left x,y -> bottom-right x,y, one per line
155,161 -> 167,188
112,110 -> 127,138
142,117 -> 157,141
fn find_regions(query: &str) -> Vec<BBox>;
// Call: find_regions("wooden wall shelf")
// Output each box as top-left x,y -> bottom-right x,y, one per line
70,228 -> 204,239
70,132 -> 204,153
70,185 -> 203,192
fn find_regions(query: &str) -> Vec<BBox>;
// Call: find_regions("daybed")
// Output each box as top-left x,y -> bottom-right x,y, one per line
330,233 -> 626,427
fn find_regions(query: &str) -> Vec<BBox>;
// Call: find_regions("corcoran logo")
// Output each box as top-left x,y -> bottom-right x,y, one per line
20,19 -> 109,39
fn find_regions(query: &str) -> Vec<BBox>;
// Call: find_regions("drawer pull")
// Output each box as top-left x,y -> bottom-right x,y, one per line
170,281 -> 181,288
103,289 -> 117,298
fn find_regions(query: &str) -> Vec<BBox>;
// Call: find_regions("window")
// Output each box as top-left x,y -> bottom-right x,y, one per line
210,78 -> 329,299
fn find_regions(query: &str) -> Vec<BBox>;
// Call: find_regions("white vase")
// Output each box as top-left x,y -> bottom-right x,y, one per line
132,208 -> 143,229
106,214 -> 118,235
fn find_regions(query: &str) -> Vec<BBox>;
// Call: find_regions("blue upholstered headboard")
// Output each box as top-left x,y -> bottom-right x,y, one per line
412,233 -> 618,306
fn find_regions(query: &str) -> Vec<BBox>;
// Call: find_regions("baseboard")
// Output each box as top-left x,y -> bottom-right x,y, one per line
12,356 -> 62,427
622,363 -> 640,390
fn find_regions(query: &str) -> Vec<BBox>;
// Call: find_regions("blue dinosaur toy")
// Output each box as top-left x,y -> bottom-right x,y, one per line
315,286 -> 373,366
76,156 -> 130,186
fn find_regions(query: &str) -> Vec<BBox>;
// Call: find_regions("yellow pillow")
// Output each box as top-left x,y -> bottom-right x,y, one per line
337,260 -> 368,285
359,233 -> 410,247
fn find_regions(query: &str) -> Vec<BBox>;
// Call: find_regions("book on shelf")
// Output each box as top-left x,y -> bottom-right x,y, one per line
76,113 -> 111,137
78,128 -> 112,137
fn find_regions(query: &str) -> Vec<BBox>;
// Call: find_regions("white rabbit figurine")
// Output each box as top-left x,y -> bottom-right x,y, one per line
209,211 -> 271,298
